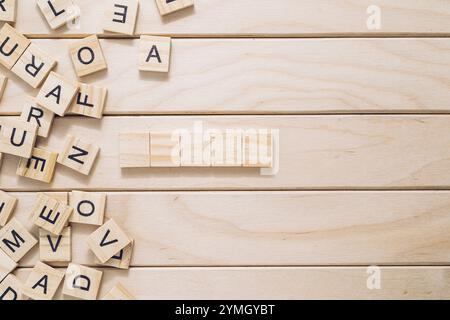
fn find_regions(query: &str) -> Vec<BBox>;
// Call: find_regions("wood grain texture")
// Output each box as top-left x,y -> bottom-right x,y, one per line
11,191 -> 450,267
6,0 -> 450,37
2,38 -> 450,114
14,267 -> 450,300
1,115 -> 450,190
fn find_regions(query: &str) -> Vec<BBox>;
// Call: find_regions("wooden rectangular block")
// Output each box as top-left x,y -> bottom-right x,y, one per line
87,219 -> 131,263
119,132 -> 150,168
57,134 -> 100,175
180,132 -> 211,166
17,147 -> 58,183
69,191 -> 106,226
95,239 -> 133,270
36,0 -> 79,30
11,43 -> 57,88
62,263 -> 103,300
0,0 -> 16,22
69,83 -> 107,119
102,283 -> 136,300
22,261 -> 64,300
139,36 -> 171,73
155,0 -> 194,16
30,193 -> 73,235
0,274 -> 26,300
39,227 -> 71,262
0,23 -> 30,70
69,35 -> 107,77
103,0 -> 139,35
211,130 -> 243,167
0,190 -> 17,227
36,71 -> 79,116
20,96 -> 55,138
0,247 -> 17,282
0,218 -> 37,262
0,118 -> 37,158
243,130 -> 273,168
150,131 -> 180,167
0,75 -> 7,102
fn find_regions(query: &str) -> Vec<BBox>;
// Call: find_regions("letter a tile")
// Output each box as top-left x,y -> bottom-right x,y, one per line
22,261 -> 64,300
139,36 -> 171,73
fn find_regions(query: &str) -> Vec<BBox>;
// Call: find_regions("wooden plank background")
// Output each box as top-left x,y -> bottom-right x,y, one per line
1,0 -> 450,300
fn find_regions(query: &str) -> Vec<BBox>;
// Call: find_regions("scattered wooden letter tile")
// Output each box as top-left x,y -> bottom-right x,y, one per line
211,130 -> 242,167
22,261 -> 64,300
69,35 -> 107,77
243,130 -> 273,168
0,0 -> 16,22
69,191 -> 106,226
39,226 -> 71,262
62,263 -> 103,300
96,239 -> 133,270
69,83 -> 107,119
102,283 -> 136,300
0,75 -> 7,102
0,247 -> 17,282
0,118 -> 38,158
57,134 -> 100,175
103,0 -> 139,35
139,36 -> 171,73
0,218 -> 37,262
17,147 -> 58,183
150,131 -> 180,167
0,23 -> 30,70
30,193 -> 73,235
20,96 -> 55,138
87,219 -> 131,263
119,132 -> 150,168
0,190 -> 16,227
36,71 -> 79,116
0,274 -> 26,300
155,0 -> 194,16
11,43 -> 57,88
180,132 -> 211,167
36,0 -> 79,30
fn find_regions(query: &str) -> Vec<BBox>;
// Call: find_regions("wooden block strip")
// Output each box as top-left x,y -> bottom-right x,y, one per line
7,0 -> 450,37
12,191 -> 450,267
1,38 -> 450,115
2,115 -> 450,190
13,266 -> 450,300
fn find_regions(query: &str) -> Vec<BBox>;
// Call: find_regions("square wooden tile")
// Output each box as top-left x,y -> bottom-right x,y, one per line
57,134 -> 100,175
103,0 -> 139,35
30,193 -> 73,235
0,0 -> 17,22
22,261 -> 64,300
11,43 -> 57,88
36,71 -> 79,116
36,0 -> 79,30
0,190 -> 17,227
139,36 -> 171,73
102,283 -> 136,300
69,191 -> 106,226
119,132 -> 150,168
87,219 -> 131,263
0,118 -> 38,158
0,23 -> 30,70
69,83 -> 107,119
20,96 -> 55,138
0,75 -> 7,102
17,147 -> 58,183
0,218 -> 37,262
150,131 -> 180,167
0,247 -> 17,282
39,226 -> 71,262
69,35 -> 107,77
155,0 -> 194,16
96,239 -> 133,270
0,274 -> 27,300
62,263 -> 103,300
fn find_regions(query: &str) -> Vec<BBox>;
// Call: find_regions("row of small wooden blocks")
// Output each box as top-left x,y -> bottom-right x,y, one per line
0,190 -> 136,300
1,0 -> 194,28
120,130 -> 274,168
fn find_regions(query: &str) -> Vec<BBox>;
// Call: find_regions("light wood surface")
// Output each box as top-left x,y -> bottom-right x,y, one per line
13,266 -> 450,300
1,115 -> 450,190
6,0 -> 450,37
1,38 -> 450,114
7,191 -> 450,267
